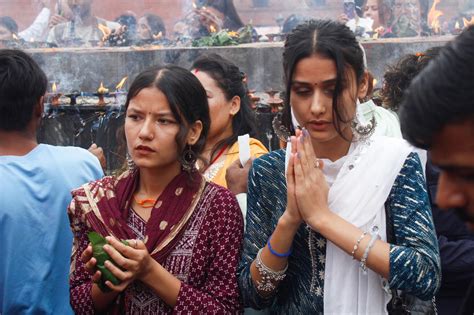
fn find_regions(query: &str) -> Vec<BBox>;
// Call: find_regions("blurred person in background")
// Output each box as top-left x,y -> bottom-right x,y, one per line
137,14 -> 166,40
47,0 -> 120,45
0,16 -> 18,41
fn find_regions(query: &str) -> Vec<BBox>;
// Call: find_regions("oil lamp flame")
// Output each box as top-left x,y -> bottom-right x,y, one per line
373,79 -> 378,86
210,25 -> 217,33
97,82 -> 109,94
455,21 -> 461,29
152,31 -> 163,40
115,77 -> 128,90
12,33 -> 19,41
428,0 -> 443,33
98,24 -> 111,42
52,82 -> 57,93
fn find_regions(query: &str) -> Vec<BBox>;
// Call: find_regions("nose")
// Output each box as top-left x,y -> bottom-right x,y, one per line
310,90 -> 326,117
436,171 -> 468,209
138,118 -> 155,140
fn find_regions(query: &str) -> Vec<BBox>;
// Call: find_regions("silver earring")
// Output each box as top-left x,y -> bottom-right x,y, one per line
351,99 -> 376,141
126,152 -> 136,171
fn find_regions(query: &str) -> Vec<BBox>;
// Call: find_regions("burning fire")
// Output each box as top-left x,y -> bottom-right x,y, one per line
97,82 -> 109,94
98,24 -> 111,42
463,16 -> 474,28
455,21 -> 461,30
210,25 -> 217,33
152,31 -> 163,40
428,0 -> 444,33
115,77 -> 128,90
373,79 -> 378,86
52,82 -> 57,93
12,33 -> 19,41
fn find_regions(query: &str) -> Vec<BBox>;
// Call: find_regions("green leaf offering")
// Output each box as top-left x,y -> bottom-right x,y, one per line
87,232 -> 129,292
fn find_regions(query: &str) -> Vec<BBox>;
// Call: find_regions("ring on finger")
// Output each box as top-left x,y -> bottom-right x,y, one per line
314,158 -> 321,169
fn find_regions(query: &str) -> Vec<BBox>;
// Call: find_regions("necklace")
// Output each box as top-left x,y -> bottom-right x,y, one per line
133,194 -> 156,208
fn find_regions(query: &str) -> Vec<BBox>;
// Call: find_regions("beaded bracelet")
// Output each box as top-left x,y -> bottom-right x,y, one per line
360,225 -> 381,274
267,238 -> 293,258
351,231 -> 368,260
255,248 -> 288,292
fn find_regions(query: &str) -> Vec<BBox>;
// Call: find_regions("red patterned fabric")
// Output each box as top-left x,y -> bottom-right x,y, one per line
68,179 -> 244,314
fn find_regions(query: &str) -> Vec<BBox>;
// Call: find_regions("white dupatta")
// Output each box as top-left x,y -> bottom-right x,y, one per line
322,136 -> 414,314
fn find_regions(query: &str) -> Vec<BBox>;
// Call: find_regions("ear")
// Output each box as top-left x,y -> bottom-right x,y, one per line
186,120 -> 203,146
34,96 -> 45,118
357,71 -> 370,100
229,95 -> 241,116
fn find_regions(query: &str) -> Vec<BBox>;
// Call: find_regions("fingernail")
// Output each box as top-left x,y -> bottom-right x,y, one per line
296,152 -> 301,159
302,128 -> 309,138
103,245 -> 109,251
104,260 -> 110,267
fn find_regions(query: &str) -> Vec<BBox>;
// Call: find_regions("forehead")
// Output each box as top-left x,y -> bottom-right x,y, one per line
430,120 -> 474,167
193,71 -> 219,89
128,87 -> 171,112
292,54 -> 338,83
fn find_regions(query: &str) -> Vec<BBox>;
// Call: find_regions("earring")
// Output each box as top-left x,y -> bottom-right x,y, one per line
126,152 -> 136,171
181,145 -> 197,172
351,99 -> 376,142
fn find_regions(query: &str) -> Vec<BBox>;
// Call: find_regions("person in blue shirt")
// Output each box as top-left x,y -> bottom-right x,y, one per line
0,49 -> 103,314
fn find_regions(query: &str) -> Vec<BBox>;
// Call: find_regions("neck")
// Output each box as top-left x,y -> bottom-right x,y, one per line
0,130 -> 38,156
312,128 -> 353,162
203,128 -> 233,161
137,162 -> 182,198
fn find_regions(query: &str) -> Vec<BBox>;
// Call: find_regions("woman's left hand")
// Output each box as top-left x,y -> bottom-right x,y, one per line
293,128 -> 331,228
101,237 -> 156,292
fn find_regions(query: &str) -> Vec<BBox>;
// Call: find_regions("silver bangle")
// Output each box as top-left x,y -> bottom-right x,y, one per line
360,225 -> 380,274
351,231 -> 368,259
255,248 -> 288,292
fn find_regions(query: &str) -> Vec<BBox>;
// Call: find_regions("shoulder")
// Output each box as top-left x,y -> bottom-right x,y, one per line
202,182 -> 243,224
71,174 -> 116,198
252,149 -> 285,174
47,145 -> 103,175
249,138 -> 269,157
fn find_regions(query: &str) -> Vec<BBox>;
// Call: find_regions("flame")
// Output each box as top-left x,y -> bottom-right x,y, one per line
463,16 -> 474,28
192,1 -> 197,9
373,79 -> 378,86
115,77 -> 128,90
152,31 -> 163,40
210,25 -> 217,33
97,82 -> 109,94
228,31 -> 238,37
428,0 -> 444,33
12,33 -> 19,41
52,82 -> 57,93
98,24 -> 111,42
455,21 -> 461,29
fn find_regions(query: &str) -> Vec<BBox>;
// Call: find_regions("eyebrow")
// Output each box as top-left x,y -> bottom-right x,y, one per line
127,108 -> 175,117
292,79 -> 338,86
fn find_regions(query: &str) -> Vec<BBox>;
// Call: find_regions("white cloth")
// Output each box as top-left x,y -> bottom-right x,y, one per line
323,136 -> 414,314
47,17 -> 120,45
360,100 -> 402,139
19,8 -> 51,41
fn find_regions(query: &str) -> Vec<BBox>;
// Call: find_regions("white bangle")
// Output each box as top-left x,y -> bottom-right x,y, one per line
360,226 -> 380,274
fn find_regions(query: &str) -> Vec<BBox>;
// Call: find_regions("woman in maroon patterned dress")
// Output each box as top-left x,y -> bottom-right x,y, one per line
68,65 -> 243,314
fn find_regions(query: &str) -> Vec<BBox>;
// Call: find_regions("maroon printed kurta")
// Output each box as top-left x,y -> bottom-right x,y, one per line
69,181 -> 244,314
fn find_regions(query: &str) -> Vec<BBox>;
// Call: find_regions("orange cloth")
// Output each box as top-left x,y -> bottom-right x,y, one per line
211,138 -> 268,188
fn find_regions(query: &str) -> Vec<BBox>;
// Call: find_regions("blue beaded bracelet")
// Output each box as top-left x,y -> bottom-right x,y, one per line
267,238 -> 293,258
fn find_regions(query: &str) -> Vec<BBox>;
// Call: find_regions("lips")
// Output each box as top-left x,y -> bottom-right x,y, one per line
135,145 -> 155,153
307,120 -> 331,131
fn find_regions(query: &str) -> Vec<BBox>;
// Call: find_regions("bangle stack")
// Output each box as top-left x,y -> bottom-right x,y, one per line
360,225 -> 380,274
255,248 -> 288,292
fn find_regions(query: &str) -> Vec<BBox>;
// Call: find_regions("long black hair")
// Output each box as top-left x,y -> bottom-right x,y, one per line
205,0 -> 244,30
125,65 -> 210,169
281,19 -> 365,138
191,53 -> 255,163
399,26 -> 474,149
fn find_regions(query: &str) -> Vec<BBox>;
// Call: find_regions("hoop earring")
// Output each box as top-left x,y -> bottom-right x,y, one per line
181,145 -> 197,172
126,152 -> 136,171
351,99 -> 377,142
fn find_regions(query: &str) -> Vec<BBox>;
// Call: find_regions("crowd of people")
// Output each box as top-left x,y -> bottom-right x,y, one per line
1,12 -> 474,315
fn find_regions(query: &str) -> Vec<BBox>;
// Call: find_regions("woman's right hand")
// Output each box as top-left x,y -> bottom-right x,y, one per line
281,134 -> 303,227
81,244 -> 102,284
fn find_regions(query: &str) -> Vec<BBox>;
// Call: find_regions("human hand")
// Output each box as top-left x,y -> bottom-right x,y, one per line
293,128 -> 330,229
88,143 -> 106,170
281,131 -> 303,227
101,237 -> 155,292
48,14 -> 69,29
80,244 -> 103,284
338,13 -> 349,24
225,158 -> 254,195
